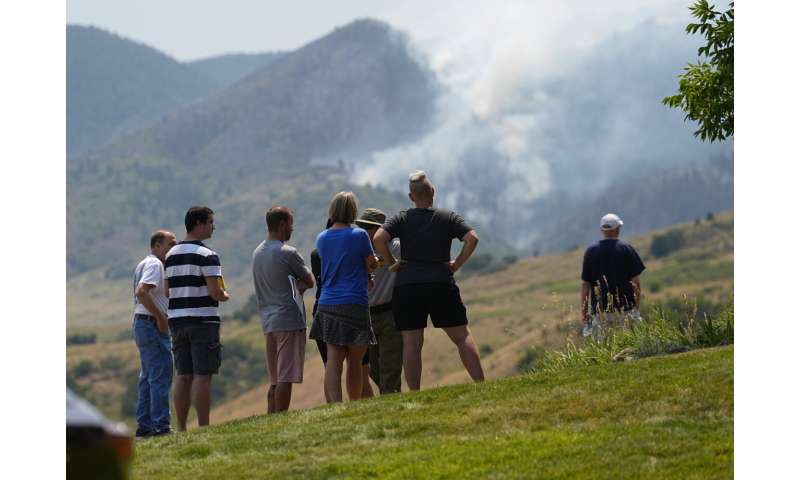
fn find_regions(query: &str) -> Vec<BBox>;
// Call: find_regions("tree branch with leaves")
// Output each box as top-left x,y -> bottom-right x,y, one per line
663,1 -> 733,142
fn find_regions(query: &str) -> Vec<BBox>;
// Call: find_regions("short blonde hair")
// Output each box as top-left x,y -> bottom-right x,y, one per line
409,170 -> 434,198
329,191 -> 358,224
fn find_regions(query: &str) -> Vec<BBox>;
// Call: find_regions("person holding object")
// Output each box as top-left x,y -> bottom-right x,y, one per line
373,171 -> 485,390
580,213 -> 646,337
165,206 -> 229,431
132,229 -> 176,437
252,206 -> 315,413
355,208 -> 404,395
309,192 -> 378,403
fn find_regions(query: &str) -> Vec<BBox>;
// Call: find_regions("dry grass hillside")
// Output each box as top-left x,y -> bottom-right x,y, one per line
67,211 -> 733,426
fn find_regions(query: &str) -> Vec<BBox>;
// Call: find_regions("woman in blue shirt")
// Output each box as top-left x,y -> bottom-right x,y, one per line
309,191 -> 378,403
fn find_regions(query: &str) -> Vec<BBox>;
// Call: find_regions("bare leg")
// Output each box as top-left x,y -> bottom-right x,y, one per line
192,374 -> 213,427
265,334 -> 276,413
174,375 -> 193,432
274,383 -> 293,412
443,325 -> 485,383
267,384 -> 276,414
345,346 -> 367,401
360,364 -> 375,398
325,345 -> 347,403
401,329 -> 424,390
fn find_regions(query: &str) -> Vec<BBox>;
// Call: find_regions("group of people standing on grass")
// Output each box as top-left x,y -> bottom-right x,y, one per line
131,170 -> 489,437
130,169 -> 646,437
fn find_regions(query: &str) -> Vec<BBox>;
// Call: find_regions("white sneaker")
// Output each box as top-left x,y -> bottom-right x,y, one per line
582,320 -> 594,337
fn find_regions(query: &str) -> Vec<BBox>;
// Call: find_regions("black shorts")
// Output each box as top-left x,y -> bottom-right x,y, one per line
170,323 -> 222,375
392,282 -> 468,331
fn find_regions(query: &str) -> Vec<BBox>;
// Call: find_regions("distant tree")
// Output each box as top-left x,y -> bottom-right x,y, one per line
66,333 -> 97,346
663,1 -> 733,142
650,230 -> 687,258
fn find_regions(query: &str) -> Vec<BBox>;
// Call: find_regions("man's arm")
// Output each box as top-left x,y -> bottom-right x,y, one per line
206,276 -> 230,302
297,272 -> 315,294
449,230 -> 479,273
630,275 -> 642,308
581,281 -> 592,324
364,254 -> 379,273
373,228 -> 397,269
135,283 -> 168,332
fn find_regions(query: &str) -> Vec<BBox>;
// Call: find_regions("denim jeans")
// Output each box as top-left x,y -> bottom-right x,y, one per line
133,315 -> 173,433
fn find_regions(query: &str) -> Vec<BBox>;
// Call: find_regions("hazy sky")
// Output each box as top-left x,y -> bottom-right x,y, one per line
67,0 -> 693,61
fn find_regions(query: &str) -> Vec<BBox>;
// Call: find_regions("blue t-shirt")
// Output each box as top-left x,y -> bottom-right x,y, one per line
317,227 -> 375,306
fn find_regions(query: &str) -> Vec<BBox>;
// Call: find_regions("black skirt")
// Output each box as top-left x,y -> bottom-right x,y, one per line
309,303 -> 376,347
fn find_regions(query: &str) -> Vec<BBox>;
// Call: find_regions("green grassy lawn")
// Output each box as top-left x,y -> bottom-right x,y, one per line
132,346 -> 733,479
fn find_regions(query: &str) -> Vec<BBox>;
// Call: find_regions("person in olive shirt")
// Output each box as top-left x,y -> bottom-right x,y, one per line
355,208 -> 404,395
373,171 -> 484,390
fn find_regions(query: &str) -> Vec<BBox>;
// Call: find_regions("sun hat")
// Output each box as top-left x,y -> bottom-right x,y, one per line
600,213 -> 624,231
355,208 -> 386,229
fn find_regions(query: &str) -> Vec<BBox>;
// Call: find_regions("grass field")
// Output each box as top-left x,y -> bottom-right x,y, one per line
67,211 -> 733,427
132,346 -> 733,479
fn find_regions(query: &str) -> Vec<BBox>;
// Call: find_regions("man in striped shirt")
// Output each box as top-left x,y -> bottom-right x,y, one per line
165,206 -> 230,431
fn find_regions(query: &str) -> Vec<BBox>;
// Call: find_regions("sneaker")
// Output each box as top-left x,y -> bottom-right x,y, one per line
135,427 -> 153,438
581,320 -> 594,337
151,429 -> 173,437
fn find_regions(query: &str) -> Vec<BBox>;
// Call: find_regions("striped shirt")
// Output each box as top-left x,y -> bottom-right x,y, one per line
165,240 -> 223,326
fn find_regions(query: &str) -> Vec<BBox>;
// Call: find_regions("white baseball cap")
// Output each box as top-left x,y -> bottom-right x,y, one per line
600,213 -> 623,230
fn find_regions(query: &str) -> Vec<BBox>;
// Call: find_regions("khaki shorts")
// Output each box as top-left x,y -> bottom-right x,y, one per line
265,329 -> 306,384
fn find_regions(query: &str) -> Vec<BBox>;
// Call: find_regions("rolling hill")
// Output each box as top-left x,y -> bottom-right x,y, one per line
67,212 -> 733,427
67,25 -> 217,155
186,52 -> 286,89
66,18 -> 441,283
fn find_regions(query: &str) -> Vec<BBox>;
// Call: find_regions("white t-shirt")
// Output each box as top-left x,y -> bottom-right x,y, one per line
133,254 -> 169,316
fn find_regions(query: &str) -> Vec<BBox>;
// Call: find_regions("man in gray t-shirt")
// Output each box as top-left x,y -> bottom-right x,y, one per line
356,208 -> 404,394
252,206 -> 314,413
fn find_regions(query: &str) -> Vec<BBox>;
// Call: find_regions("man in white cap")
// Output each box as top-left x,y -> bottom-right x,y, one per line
580,213 -> 645,336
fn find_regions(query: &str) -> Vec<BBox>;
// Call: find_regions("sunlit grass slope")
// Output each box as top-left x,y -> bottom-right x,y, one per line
133,346 -> 733,479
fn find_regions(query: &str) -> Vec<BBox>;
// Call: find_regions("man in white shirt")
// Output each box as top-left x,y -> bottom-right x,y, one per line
133,230 -> 176,437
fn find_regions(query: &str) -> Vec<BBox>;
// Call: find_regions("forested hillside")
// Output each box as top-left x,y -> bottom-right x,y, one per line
67,25 -> 216,155
187,52 -> 285,88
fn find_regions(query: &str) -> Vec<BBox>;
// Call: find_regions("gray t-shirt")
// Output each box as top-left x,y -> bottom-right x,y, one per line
370,239 -> 401,307
252,239 -> 312,333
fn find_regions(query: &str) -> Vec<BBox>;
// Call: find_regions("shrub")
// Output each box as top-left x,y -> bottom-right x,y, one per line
650,281 -> 662,293
536,302 -> 733,373
517,346 -> 547,373
71,359 -> 95,379
650,230 -> 686,258
67,333 -> 97,346
115,328 -> 133,342
479,344 -> 494,357
99,356 -> 127,372
461,254 -> 493,273
232,294 -> 258,322
211,339 -> 266,403
120,371 -> 140,418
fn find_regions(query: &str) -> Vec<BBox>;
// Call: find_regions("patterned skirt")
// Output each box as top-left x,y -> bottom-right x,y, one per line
309,303 -> 376,347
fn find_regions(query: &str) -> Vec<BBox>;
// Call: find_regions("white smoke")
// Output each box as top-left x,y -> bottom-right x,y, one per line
355,0 -> 730,236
